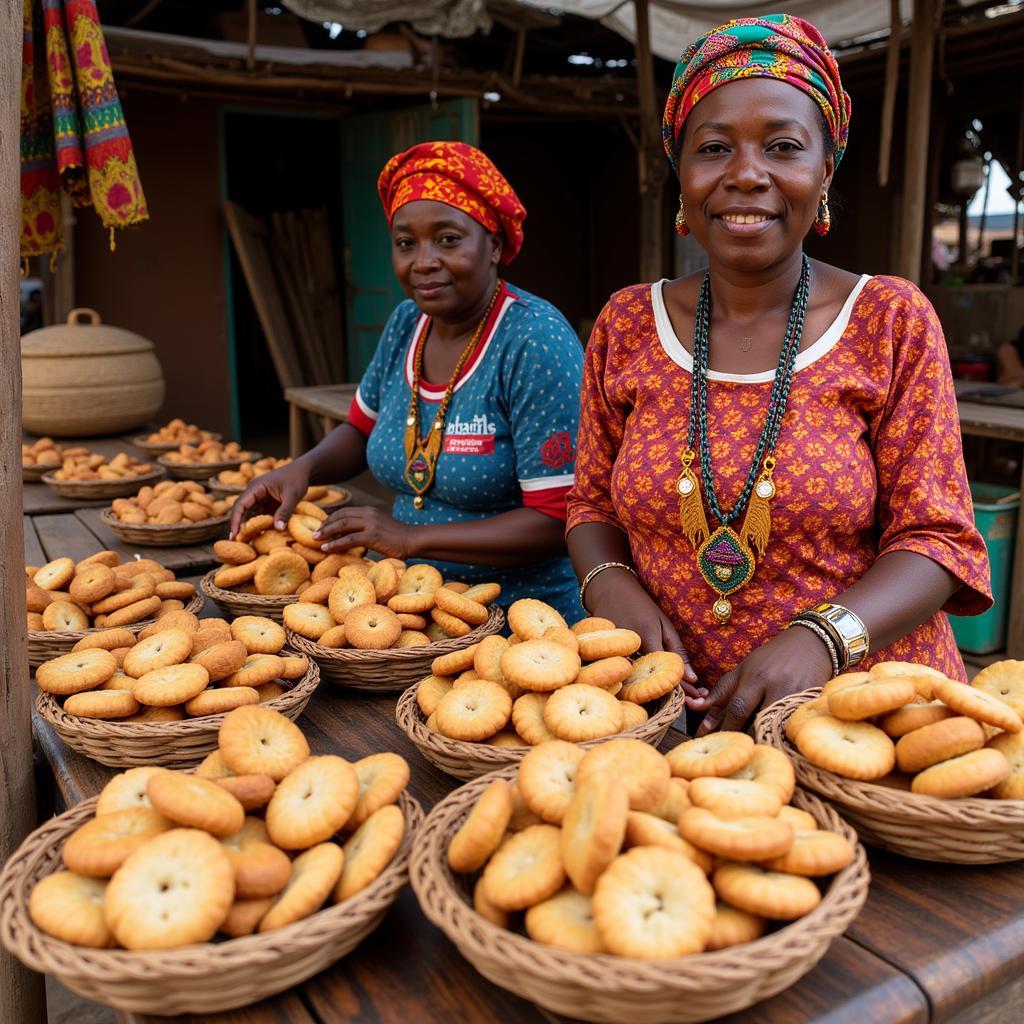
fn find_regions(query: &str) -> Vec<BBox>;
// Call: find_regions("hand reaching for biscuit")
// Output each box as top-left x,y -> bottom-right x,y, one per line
693,626 -> 834,736
229,460 -> 312,539
314,507 -> 415,561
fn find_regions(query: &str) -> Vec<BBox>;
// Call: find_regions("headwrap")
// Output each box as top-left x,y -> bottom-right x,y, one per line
377,141 -> 526,263
662,14 -> 851,172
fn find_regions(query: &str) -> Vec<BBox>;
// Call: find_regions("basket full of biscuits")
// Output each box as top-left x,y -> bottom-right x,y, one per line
101,480 -> 236,546
34,611 -> 320,768
282,558 -> 506,692
22,437 -> 66,481
157,439 -> 262,480
133,417 -> 222,453
41,449 -> 165,499
410,734 -> 869,1024
26,553 -> 203,668
396,606 -> 687,780
210,456 -> 350,511
755,660 -> 1024,864
0,707 -> 423,1015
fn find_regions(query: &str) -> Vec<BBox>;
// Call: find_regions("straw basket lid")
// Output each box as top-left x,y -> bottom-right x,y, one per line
21,308 -> 158,359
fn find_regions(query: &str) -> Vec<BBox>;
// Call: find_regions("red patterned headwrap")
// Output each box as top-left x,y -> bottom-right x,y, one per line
377,141 -> 526,264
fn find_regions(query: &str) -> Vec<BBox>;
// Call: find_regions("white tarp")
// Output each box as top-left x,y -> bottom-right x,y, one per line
283,0 -> 490,38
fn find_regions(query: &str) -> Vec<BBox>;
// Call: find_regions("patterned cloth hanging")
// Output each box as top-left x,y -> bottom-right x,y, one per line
20,0 -> 147,259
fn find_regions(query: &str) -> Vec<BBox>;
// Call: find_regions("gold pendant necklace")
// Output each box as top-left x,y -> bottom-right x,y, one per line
403,282 -> 502,509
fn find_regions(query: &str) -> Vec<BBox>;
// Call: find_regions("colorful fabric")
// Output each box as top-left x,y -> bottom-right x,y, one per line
377,141 -> 526,263
567,276 -> 992,687
349,281 -> 584,620
662,14 -> 851,171
20,0 -> 147,258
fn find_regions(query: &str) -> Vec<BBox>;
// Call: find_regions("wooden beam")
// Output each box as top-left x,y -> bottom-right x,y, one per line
511,28 -> 527,89
634,0 -> 665,283
246,0 -> 257,72
1,0 -> 47,1019
878,0 -> 902,187
897,0 -> 938,284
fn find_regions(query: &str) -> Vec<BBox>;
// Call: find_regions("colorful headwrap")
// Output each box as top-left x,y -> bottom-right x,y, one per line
661,14 -> 851,172
377,141 -> 526,263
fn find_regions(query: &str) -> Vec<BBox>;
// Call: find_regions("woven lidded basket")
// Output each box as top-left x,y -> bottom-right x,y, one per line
755,689 -> 1024,864
395,681 -> 686,781
285,605 -> 506,693
27,593 -> 205,669
100,507 -> 230,547
200,570 -> 297,623
411,767 -> 870,1024
158,453 -> 263,482
41,466 -> 166,501
133,432 -> 222,453
0,790 -> 422,1015
34,653 -> 319,769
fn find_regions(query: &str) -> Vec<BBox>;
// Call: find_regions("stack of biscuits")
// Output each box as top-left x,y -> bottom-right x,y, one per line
283,555 -> 501,650
110,480 -> 236,526
447,734 -> 853,957
416,601 -> 685,747
47,449 -> 155,483
28,706 -> 411,948
162,440 -> 256,467
141,419 -> 219,447
22,437 -> 65,470
27,554 -> 196,633
785,660 -> 1024,799
34,613 -> 308,722
214,457 -> 347,508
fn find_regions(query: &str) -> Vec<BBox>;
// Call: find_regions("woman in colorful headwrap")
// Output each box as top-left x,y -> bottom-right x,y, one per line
567,15 -> 991,732
231,141 -> 584,619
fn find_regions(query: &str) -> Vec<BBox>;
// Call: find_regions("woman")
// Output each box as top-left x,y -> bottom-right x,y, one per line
567,15 -> 991,734
231,141 -> 584,620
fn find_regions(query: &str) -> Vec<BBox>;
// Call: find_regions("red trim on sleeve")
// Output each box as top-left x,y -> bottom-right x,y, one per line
522,485 -> 570,521
347,397 -> 376,438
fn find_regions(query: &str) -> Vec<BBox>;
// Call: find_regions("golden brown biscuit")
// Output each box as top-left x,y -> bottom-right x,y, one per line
349,753 -> 410,828
500,640 -> 581,692
784,696 -> 832,744
576,739 -> 670,813
147,771 -> 245,837
911,748 -> 1010,798
71,628 -> 139,653
679,807 -> 793,861
231,615 -> 287,655
416,675 -> 453,717
543,683 -> 624,742
448,779 -> 513,873
123,629 -> 193,678
971,661 -> 1024,716
260,842 -> 344,931
191,640 -> 248,682
575,629 -> 643,661
69,564 -> 116,604
433,680 -> 512,741
575,656 -> 632,691
518,740 -> 585,823
266,755 -> 359,850
219,705 -> 310,780
761,829 -> 854,876
132,663 -> 210,707
36,649 -> 117,696
334,804 -> 405,902
29,872 -> 113,948
880,700 -> 955,738
712,862 -> 821,921
726,745 -> 796,803
222,653 -> 285,688
666,731 -> 755,779
705,901 -> 766,950
934,677 -> 1024,734
215,773 -> 276,811
688,777 -> 783,819
524,886 -> 604,953
622,812 -> 713,872
344,603 -> 402,650
987,731 -> 1024,799
507,599 -> 567,640
97,767 -> 164,816
64,689 -> 140,720
560,770 -> 629,894
185,687 -> 260,717
895,716 -> 986,774
481,824 -> 565,911
63,807 -> 172,877
42,601 -> 89,632
220,897 -> 276,938
795,715 -> 895,780
827,678 -> 917,721
34,557 -> 75,591
511,692 -> 556,745
619,652 -> 684,704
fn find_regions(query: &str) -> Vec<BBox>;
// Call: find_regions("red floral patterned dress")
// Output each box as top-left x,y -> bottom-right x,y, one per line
567,275 -> 992,685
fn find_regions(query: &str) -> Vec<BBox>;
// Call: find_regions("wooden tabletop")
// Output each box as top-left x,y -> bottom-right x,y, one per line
38,677 -> 1024,1024
284,384 -> 357,421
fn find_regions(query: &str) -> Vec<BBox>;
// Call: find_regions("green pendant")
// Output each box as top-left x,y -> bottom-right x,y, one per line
697,527 -> 755,622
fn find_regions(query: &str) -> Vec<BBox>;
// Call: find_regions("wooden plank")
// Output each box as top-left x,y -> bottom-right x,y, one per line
284,384 -> 356,422
23,516 -> 47,568
957,401 -> 1024,442
846,848 -> 1024,1020
117,990 -> 316,1024
22,481 -> 110,516
32,513 -> 104,564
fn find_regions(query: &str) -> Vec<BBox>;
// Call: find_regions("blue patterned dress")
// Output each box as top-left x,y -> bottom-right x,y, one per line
347,281 -> 584,621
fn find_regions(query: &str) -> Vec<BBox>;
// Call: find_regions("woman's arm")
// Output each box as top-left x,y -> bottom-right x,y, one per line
692,550 -> 961,734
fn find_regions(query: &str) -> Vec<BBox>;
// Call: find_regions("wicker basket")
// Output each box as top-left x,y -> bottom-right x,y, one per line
410,768 -> 870,1024
22,463 -> 53,483
41,467 -> 167,500
27,593 -> 205,669
34,653 -> 319,769
158,453 -> 263,482
755,690 -> 1024,864
285,605 -> 506,693
0,790 -> 422,1015
133,432 -> 222,453
395,682 -> 686,781
200,570 -> 298,623
99,507 -> 230,547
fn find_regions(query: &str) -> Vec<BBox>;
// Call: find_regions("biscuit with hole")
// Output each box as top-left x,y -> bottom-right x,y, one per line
283,603 -> 337,643
712,863 -> 820,921
132,663 -> 210,707
70,564 -> 116,604
561,770 -> 629,894
123,629 -> 193,678
577,739 -> 670,812
667,732 -> 755,779
727,745 -> 796,803
397,564 -> 443,599
518,741 -> 585,823
223,653 -> 285,688
42,601 -> 89,632
679,808 -> 793,861
619,652 -> 684,704
259,842 -> 344,931
434,679 -> 512,741
827,678 -> 916,721
512,692 -> 556,745
345,603 -> 402,650
971,661 -> 1024,717
30,872 -> 113,948
63,807 -> 172,877
481,823 -> 565,911
231,615 -> 286,655
501,640 -> 580,692
34,557 -> 75,592
576,656 -> 632,691
448,779 -> 513,873
147,771 -> 245,836
266,755 -> 359,849
688,777 -> 783,819
219,704 -> 310,780
795,716 -> 895,780
544,684 -> 624,742
507,599 -> 567,640
934,677 -> 1023,734
254,550 -> 309,596
334,804 -> 405,901
912,747 -> 1010,798
37,649 -> 117,695
329,571 -> 377,622
64,689 -> 140,719
97,767 -> 164,816
191,640 -> 248,682
349,753 -> 410,828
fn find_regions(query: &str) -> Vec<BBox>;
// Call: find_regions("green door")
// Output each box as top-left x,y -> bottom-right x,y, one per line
342,99 -> 479,378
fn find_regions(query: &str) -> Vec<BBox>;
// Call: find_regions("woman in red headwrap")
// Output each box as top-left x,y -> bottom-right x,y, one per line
567,15 -> 991,732
231,141 -> 585,619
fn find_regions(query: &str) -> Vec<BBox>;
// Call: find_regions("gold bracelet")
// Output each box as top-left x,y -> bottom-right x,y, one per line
579,561 -> 638,612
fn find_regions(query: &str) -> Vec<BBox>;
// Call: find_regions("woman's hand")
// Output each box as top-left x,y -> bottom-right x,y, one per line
229,461 -> 311,539
692,626 -> 834,736
584,569 -> 705,701
313,506 -> 415,561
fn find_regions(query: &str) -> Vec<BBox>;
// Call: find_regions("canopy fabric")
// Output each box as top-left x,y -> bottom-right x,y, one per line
282,0 -> 490,38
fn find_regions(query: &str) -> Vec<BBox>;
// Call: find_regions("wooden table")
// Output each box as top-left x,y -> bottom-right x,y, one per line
956,398 -> 1024,658
284,384 -> 357,458
29,685 -> 1024,1024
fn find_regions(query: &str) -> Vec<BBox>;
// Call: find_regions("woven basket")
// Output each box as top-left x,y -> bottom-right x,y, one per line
34,653 -> 319,769
0,790 -> 422,1015
285,605 -> 506,693
41,467 -> 167,500
133,432 -> 222,453
27,593 -> 205,669
22,463 -> 53,483
158,453 -> 263,481
411,768 -> 870,1024
200,570 -> 298,623
99,508 -> 230,547
395,682 -> 686,781
755,690 -> 1024,864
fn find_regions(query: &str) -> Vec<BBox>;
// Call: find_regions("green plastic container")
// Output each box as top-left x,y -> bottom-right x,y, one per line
951,482 -> 1019,655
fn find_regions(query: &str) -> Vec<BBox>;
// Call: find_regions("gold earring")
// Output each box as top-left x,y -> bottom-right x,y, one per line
675,195 -> 689,237
814,193 -> 831,236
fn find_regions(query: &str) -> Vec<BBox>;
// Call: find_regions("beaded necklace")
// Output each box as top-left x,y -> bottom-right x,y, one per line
676,254 -> 811,623
403,282 -> 502,510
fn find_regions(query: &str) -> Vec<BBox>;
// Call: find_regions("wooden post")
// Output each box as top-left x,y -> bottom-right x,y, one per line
511,28 -> 527,88
634,0 -> 665,283
246,0 -> 257,71
878,0 -> 902,188
1,1 -> 47,1020
897,0 -> 937,284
